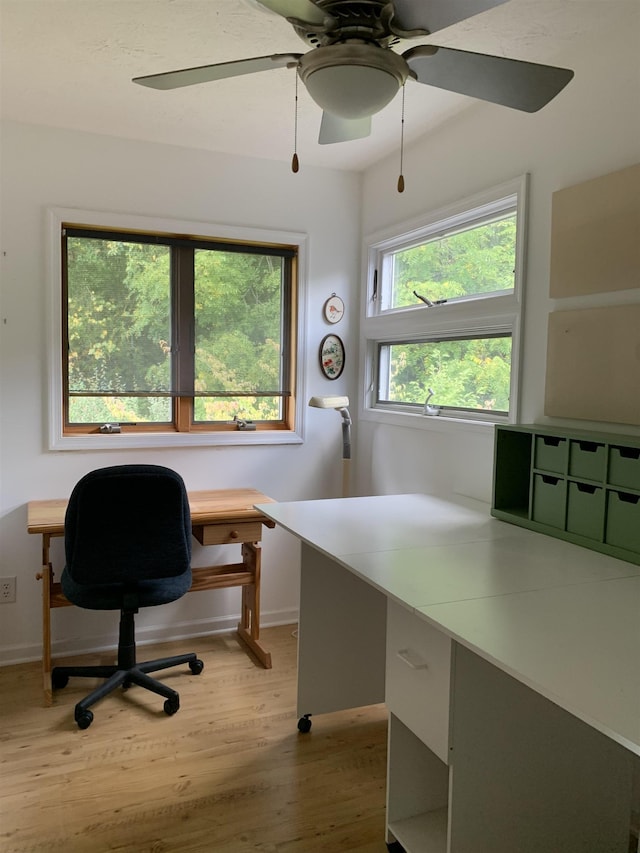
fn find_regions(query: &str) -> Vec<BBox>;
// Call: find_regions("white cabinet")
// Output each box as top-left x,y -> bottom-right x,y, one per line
386,599 -> 452,764
385,600 -> 452,853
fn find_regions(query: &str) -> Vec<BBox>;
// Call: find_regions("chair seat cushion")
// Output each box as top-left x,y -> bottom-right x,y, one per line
61,566 -> 192,611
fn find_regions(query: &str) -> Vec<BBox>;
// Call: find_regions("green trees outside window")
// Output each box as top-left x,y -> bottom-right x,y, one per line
379,335 -> 512,413
64,227 -> 295,431
387,215 -> 516,309
366,180 -> 525,421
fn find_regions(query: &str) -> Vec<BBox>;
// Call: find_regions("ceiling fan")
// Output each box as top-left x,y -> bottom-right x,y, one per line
133,0 -> 574,146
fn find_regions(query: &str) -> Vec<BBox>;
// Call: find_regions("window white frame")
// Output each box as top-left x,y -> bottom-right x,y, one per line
47,207 -> 308,450
360,175 -> 528,431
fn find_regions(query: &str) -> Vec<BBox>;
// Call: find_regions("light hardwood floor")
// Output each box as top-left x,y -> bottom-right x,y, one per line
0,625 -> 388,853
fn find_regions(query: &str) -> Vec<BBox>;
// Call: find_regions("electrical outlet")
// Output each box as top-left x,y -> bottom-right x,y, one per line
0,577 -> 16,603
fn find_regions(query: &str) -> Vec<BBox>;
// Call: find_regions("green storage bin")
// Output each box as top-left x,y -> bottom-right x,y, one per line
569,440 -> 605,481
608,445 -> 640,491
566,481 -> 605,541
534,435 -> 568,474
605,490 -> 640,553
532,474 -> 566,529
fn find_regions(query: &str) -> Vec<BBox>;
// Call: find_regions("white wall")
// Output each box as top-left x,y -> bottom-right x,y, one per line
355,7 -> 640,502
0,122 -> 361,664
2,6 -> 639,666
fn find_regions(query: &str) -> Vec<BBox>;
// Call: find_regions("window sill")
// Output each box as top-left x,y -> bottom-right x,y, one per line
359,406 -> 506,436
49,429 -> 304,451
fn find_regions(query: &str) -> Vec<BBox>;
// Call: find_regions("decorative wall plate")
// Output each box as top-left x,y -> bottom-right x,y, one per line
319,334 -> 345,380
323,294 -> 345,324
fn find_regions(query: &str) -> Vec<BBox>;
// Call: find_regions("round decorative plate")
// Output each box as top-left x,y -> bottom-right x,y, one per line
319,334 -> 345,380
323,295 -> 345,324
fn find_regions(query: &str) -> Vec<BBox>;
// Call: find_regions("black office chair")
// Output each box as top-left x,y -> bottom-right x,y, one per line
51,464 -> 204,729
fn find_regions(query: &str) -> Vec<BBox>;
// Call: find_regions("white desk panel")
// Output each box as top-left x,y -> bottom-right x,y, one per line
342,532 -> 640,610
259,492 -> 639,851
419,576 -> 640,756
257,494 -> 514,559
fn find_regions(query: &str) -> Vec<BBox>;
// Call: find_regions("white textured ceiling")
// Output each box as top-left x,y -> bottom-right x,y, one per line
0,0 -> 635,171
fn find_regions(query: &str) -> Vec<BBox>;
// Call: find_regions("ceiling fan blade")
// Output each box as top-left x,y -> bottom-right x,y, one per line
404,45 -> 574,112
254,0 -> 326,25
133,54 -> 302,90
318,112 -> 372,144
392,0 -> 509,36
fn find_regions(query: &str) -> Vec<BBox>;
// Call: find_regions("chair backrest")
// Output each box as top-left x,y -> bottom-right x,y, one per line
64,465 -> 191,586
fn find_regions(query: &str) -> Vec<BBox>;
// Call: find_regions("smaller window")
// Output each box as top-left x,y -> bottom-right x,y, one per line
363,176 -> 527,426
377,333 -> 513,415
380,213 -> 516,312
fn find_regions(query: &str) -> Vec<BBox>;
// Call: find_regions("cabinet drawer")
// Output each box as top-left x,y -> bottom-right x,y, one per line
192,520 -> 263,546
608,446 -> 640,490
532,474 -> 567,529
534,435 -> 567,473
566,481 -> 604,541
569,440 -> 605,481
386,599 -> 451,764
605,490 -> 640,553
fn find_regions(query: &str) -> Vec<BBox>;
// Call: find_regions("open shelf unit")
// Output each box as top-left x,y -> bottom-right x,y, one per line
386,713 -> 449,853
492,424 -> 640,564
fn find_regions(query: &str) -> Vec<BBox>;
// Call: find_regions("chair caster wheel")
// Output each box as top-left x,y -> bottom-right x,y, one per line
52,671 -> 69,690
297,714 -> 312,733
75,709 -> 94,730
189,659 -> 204,675
164,696 -> 180,716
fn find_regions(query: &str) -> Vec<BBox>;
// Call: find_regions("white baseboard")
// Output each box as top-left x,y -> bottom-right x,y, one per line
0,607 -> 299,667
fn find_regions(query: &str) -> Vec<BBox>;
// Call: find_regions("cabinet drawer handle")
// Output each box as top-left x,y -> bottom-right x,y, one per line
229,529 -> 239,539
396,648 -> 429,670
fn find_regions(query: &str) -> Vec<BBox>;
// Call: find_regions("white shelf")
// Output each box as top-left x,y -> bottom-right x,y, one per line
389,808 -> 448,853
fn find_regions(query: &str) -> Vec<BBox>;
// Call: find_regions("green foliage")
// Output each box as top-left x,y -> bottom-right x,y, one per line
386,337 -> 512,412
382,215 -> 516,413
66,237 -> 286,424
391,216 -> 516,308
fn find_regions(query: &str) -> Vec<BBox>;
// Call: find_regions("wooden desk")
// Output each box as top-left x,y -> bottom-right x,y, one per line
28,488 -> 276,706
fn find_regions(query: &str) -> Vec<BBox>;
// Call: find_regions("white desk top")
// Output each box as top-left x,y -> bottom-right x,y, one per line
257,493 -> 640,757
420,576 -> 640,755
343,533 -> 640,609
257,493 -> 517,557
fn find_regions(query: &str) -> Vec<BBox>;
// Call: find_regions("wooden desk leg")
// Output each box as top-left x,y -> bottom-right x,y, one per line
236,542 -> 272,669
40,534 -> 53,707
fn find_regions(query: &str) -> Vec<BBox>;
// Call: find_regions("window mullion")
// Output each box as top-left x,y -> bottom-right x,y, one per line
173,246 -> 195,431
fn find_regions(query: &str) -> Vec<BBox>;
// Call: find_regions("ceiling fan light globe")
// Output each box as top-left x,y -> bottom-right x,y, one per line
299,43 -> 409,120
305,65 -> 400,118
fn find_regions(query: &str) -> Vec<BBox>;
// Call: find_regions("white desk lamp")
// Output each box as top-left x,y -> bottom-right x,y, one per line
308,395 -> 351,497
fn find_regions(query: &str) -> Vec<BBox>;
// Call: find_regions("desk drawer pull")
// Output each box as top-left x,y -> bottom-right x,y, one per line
396,648 -> 429,670
229,529 -> 239,539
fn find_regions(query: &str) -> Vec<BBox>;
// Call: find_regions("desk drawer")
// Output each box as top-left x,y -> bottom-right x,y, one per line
193,520 -> 263,546
386,599 -> 451,764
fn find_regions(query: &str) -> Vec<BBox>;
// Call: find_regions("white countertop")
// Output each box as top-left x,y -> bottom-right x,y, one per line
420,576 -> 640,755
257,493 -> 640,756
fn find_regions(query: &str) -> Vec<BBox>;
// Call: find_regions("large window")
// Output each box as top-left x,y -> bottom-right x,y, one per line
48,209 -> 306,449
362,177 -> 527,425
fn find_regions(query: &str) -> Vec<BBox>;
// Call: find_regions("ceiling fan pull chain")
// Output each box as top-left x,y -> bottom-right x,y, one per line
292,71 -> 300,174
397,82 -> 406,193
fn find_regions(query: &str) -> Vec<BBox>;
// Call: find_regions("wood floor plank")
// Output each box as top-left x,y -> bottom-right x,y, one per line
0,626 -> 388,852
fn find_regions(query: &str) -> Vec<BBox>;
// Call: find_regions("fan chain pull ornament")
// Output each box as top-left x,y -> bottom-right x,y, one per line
292,70 -> 300,173
291,73 -> 300,175
397,81 -> 406,193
